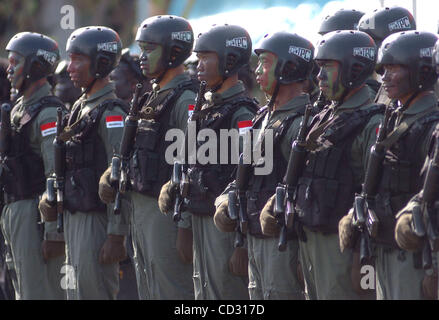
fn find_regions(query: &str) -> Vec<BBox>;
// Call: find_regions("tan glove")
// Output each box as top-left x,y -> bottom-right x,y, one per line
176,227 -> 193,264
99,234 -> 127,264
260,194 -> 280,237
229,247 -> 248,277
214,199 -> 237,233
338,209 -> 355,253
422,272 -> 438,300
158,180 -> 175,215
394,213 -> 423,252
38,193 -> 57,222
98,166 -> 116,204
41,240 -> 65,263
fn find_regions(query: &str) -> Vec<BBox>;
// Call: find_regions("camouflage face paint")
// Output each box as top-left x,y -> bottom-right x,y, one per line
317,60 -> 346,101
7,51 -> 25,90
255,52 -> 278,95
138,41 -> 164,78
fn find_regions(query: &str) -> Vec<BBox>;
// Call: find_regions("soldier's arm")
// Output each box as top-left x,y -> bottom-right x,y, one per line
169,91 -> 196,229
32,105 -> 63,177
231,105 -> 257,155
98,104 -> 130,236
280,116 -> 303,163
170,89 -> 194,132
350,113 -> 383,187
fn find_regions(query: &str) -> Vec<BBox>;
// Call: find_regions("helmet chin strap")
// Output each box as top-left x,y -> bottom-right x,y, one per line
334,87 -> 350,108
267,81 -> 280,119
79,77 -> 98,99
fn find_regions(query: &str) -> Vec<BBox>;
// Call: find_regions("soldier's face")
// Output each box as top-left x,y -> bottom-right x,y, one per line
382,64 -> 412,100
138,41 -> 164,78
110,62 -> 136,102
54,74 -> 81,106
67,53 -> 94,89
317,60 -> 346,101
255,52 -> 278,95
196,52 -> 222,89
7,51 -> 25,91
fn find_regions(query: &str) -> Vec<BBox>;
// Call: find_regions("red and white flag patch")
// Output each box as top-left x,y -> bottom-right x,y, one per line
188,104 -> 195,118
106,115 -> 124,128
238,120 -> 253,135
40,122 -> 56,137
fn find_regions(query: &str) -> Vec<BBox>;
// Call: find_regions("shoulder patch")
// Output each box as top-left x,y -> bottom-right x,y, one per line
40,122 -> 57,137
238,120 -> 253,135
106,115 -> 124,128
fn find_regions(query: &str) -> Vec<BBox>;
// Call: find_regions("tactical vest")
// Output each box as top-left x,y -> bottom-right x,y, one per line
246,105 -> 306,238
296,104 -> 384,234
2,96 -> 65,203
374,109 -> 439,247
64,98 -> 128,213
185,96 -> 259,216
129,79 -> 199,197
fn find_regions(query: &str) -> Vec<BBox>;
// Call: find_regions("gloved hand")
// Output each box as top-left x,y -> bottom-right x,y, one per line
158,180 -> 175,215
260,194 -> 280,237
214,199 -> 237,233
338,209 -> 355,253
42,240 -> 65,263
229,247 -> 248,277
422,271 -> 438,300
176,227 -> 193,264
99,234 -> 127,264
395,213 -> 423,252
98,166 -> 116,204
38,193 -> 57,222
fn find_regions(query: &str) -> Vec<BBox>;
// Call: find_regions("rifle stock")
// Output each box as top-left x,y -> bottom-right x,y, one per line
54,107 -> 65,233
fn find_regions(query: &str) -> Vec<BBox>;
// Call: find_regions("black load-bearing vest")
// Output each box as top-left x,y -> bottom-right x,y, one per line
246,105 -> 306,238
63,98 -> 128,213
2,96 -> 65,202
185,95 -> 259,216
373,108 -> 439,247
296,104 -> 384,234
129,79 -> 199,198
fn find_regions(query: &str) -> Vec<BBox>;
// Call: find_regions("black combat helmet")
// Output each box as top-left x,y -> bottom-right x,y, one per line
135,15 -> 193,70
254,31 -> 315,84
358,6 -> 416,48
66,26 -> 122,79
315,30 -> 377,89
6,32 -> 60,81
378,31 -> 438,91
318,9 -> 365,35
194,24 -> 252,78
433,39 -> 439,74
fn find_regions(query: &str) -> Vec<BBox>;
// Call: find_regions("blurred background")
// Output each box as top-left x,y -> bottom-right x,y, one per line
1,0 -> 438,60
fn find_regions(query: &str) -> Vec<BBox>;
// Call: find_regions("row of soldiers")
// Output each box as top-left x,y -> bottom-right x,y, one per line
1,5 -> 439,300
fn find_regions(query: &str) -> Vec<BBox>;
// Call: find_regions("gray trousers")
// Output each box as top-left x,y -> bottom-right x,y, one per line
130,192 -> 194,300
192,214 -> 249,300
64,210 -> 119,300
375,245 -> 425,300
247,234 -> 304,300
1,198 -> 65,300
299,227 -> 360,300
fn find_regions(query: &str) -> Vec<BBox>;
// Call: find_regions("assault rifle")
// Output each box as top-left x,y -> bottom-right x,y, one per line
228,152 -> 251,248
110,83 -> 143,214
171,80 -> 207,222
411,135 -> 439,269
352,104 -> 392,264
274,104 -> 312,251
